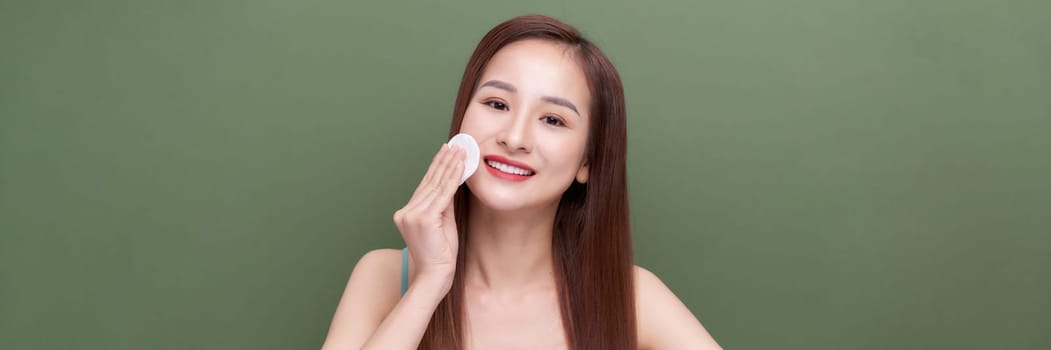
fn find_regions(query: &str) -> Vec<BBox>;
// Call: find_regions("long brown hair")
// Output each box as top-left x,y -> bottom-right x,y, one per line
422,14 -> 635,350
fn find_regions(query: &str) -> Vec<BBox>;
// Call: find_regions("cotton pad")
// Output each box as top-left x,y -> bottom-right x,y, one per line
447,133 -> 479,185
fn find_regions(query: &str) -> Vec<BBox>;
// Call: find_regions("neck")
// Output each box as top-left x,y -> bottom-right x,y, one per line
464,196 -> 559,293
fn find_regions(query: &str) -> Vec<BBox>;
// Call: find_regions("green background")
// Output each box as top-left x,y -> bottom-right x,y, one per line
2,0 -> 1049,349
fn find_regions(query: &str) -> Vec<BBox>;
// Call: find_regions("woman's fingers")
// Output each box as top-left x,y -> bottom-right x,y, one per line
440,187 -> 459,243
408,145 -> 464,215
425,148 -> 465,214
411,144 -> 451,200
407,144 -> 456,212
391,142 -> 464,285
410,147 -> 450,211
428,145 -> 455,193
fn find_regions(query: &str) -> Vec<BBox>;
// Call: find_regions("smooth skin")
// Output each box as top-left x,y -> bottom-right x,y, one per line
322,39 -> 721,350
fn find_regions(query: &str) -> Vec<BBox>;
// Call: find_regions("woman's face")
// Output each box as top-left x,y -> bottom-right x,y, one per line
461,39 -> 591,213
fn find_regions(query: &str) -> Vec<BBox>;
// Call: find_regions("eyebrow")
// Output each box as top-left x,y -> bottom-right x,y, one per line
478,79 -> 581,117
479,80 -> 517,93
540,96 -> 580,117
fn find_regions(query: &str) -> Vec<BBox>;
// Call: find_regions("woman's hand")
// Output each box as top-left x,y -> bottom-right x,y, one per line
392,144 -> 465,294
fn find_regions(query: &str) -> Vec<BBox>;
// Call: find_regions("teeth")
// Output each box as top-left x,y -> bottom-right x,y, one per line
486,160 -> 535,176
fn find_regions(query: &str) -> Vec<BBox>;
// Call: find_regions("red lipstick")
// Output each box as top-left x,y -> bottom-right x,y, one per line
483,155 -> 535,182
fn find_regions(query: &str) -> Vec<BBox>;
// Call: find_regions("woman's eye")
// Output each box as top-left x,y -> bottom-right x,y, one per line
542,116 -> 565,127
485,101 -> 509,111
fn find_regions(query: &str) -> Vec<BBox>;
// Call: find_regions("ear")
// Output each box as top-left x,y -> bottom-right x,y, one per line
575,162 -> 589,184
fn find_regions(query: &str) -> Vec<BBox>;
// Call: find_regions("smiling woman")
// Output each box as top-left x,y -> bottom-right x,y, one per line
321,14 -> 721,350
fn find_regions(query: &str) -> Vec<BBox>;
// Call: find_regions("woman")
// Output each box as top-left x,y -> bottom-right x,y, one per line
323,14 -> 721,350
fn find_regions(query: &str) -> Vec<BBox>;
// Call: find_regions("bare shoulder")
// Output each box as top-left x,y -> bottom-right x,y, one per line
634,265 -> 723,350
345,248 -> 403,299
353,248 -> 403,285
321,249 -> 404,349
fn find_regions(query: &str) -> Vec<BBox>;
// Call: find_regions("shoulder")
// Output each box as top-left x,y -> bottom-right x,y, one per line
633,265 -> 660,291
634,265 -> 723,350
346,248 -> 404,302
354,248 -> 403,278
322,249 -> 404,348
632,265 -> 678,311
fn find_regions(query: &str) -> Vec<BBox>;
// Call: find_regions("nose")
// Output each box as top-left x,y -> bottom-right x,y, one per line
496,110 -> 533,153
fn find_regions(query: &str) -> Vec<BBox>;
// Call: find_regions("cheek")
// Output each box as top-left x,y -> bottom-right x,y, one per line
540,134 -> 588,171
459,105 -> 501,138
458,105 -> 484,134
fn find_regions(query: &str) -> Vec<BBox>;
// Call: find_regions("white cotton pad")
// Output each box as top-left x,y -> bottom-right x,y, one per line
447,133 -> 480,185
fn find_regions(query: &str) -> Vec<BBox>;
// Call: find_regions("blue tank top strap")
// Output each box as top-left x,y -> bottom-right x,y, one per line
401,247 -> 409,296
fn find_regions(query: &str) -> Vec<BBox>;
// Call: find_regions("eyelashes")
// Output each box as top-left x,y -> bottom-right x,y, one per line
482,100 -> 567,127
485,100 -> 509,111
542,116 -> 566,127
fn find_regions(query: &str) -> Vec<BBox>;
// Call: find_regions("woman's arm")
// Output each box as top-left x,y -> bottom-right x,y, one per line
635,266 -> 723,350
322,145 -> 465,349
321,249 -> 451,350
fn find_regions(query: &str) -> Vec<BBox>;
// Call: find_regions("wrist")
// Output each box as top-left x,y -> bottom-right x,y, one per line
410,271 -> 454,297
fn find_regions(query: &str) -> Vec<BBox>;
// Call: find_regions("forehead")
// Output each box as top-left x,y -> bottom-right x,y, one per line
477,39 -> 591,116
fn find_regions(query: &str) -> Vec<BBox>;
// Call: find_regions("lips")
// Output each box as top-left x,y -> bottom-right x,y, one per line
483,155 -> 535,181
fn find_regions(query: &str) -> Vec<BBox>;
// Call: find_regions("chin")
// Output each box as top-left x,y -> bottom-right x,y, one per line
465,180 -> 561,213
467,185 -> 532,212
